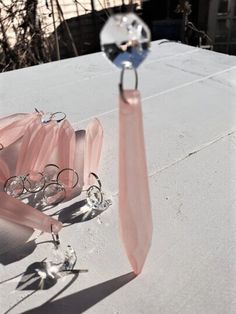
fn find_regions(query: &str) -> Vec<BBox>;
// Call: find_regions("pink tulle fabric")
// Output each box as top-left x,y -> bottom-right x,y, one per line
119,90 -> 152,275
0,112 -> 103,233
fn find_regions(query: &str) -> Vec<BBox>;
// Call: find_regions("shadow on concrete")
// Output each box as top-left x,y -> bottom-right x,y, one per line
16,260 -> 84,291
0,220 -> 35,265
3,263 -> 82,314
0,239 -> 37,265
58,199 -> 104,226
22,272 -> 135,314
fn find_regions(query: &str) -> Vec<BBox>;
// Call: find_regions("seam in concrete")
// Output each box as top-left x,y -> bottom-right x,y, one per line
144,47 -> 199,66
149,129 -> 236,177
72,65 -> 236,127
143,65 -> 236,103
111,129 -> 236,198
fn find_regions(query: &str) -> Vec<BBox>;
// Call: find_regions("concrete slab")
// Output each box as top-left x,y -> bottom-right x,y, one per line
0,41 -> 236,314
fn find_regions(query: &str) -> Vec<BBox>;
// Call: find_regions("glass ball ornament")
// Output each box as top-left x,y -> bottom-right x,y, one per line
100,13 -> 151,69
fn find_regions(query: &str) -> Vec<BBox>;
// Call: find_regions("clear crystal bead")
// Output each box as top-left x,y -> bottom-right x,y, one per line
100,13 -> 151,69
48,244 -> 77,272
61,245 -> 77,271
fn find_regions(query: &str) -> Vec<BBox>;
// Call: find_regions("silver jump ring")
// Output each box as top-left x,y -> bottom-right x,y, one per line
43,182 -> 66,205
87,185 -> 103,207
89,172 -> 102,190
51,112 -> 66,123
119,66 -> 138,104
40,111 -> 66,124
85,173 -> 103,208
51,224 -> 60,247
57,168 -> 79,189
4,175 -> 25,198
24,172 -> 45,193
44,164 -> 60,182
44,163 -> 60,169
41,112 -> 53,124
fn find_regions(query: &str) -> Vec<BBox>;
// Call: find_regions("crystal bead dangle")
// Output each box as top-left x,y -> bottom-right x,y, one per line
100,13 -> 151,69
100,13 -> 153,275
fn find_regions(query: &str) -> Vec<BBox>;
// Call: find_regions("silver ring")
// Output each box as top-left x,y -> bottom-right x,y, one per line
119,66 -> 138,104
87,185 -> 103,208
44,164 -> 60,182
51,112 -> 66,123
41,112 -> 53,124
89,172 -> 102,189
0,143 -> 3,151
24,172 -> 45,193
44,163 -> 60,170
51,224 -> 60,247
4,175 -> 25,197
57,168 -> 79,189
43,182 -> 66,205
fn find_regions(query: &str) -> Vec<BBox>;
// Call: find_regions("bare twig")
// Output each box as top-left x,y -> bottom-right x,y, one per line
50,0 -> 60,60
55,0 -> 78,57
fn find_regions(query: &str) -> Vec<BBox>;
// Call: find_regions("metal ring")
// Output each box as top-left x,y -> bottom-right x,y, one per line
87,185 -> 103,208
89,172 -> 102,190
119,66 -> 138,104
4,175 -> 25,198
44,182 -> 66,205
41,112 -> 53,124
51,224 -> 60,247
44,163 -> 60,170
0,143 -> 3,151
24,171 -> 45,193
44,164 -> 60,182
57,168 -> 79,189
51,112 -> 66,123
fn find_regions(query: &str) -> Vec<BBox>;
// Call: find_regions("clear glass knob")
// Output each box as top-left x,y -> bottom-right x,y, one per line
100,13 -> 151,69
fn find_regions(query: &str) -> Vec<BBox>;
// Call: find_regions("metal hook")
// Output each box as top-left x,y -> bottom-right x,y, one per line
51,112 -> 66,123
51,224 -> 60,248
35,108 -> 66,124
119,66 -> 138,104
89,172 -> 102,190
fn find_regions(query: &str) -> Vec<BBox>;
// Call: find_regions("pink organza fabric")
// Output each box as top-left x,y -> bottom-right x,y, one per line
119,90 -> 152,275
0,112 -> 103,233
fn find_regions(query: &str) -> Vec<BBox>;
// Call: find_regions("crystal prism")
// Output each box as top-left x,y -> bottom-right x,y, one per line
100,13 -> 151,69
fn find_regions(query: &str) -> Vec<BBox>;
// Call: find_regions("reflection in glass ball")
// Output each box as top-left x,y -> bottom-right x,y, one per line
100,13 -> 151,69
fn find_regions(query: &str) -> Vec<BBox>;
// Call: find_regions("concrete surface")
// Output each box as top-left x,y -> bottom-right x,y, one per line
0,41 -> 236,314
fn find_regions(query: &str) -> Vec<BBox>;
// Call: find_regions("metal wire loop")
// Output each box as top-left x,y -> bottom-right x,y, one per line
0,143 -> 4,151
4,175 -> 25,197
44,163 -> 60,171
24,172 -> 45,193
44,182 -> 66,205
119,66 -> 138,91
89,172 -> 102,190
51,112 -> 66,123
119,66 -> 138,104
51,224 -> 60,248
57,168 -> 79,189
35,109 -> 66,124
